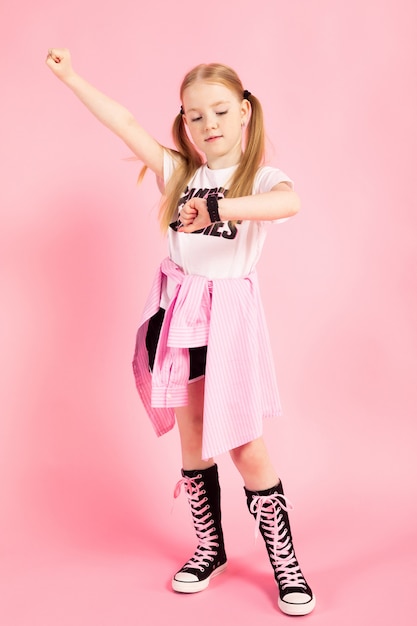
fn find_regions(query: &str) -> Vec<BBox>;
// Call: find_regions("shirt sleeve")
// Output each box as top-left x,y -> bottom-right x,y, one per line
253,166 -> 295,224
163,149 -> 181,186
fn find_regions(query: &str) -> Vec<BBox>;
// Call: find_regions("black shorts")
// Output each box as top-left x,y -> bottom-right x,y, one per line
145,308 -> 207,381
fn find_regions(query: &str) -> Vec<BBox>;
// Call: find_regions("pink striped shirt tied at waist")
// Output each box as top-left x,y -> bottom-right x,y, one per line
132,257 -> 282,460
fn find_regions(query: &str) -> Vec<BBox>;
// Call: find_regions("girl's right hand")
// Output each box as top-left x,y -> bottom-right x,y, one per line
44,46 -> 165,178
46,48 -> 75,82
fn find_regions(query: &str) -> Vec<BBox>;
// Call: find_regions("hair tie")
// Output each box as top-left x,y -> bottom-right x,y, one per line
180,105 -> 184,115
243,89 -> 251,100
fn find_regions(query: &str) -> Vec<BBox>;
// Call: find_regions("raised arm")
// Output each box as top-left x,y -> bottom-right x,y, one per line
46,48 -> 165,178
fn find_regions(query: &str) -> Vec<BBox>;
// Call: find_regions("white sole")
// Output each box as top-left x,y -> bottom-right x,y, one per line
172,562 -> 227,594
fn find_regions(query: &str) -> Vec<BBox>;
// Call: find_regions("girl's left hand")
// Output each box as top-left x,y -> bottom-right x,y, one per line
178,197 -> 213,233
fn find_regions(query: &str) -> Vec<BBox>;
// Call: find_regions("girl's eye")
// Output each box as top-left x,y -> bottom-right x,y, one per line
190,110 -> 227,122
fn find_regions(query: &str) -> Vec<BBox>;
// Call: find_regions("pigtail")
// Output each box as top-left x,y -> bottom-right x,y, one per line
172,114 -> 202,166
243,94 -> 265,174
158,113 -> 203,231
227,93 -> 265,200
137,164 -> 148,185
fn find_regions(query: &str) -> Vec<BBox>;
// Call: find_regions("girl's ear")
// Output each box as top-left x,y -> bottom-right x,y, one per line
240,98 -> 251,126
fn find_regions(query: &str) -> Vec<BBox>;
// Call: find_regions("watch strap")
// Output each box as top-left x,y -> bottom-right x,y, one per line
206,194 -> 221,223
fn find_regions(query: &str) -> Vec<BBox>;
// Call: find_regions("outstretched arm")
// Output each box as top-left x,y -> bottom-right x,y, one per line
46,48 -> 165,178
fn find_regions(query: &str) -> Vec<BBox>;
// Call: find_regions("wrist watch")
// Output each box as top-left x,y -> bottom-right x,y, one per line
206,194 -> 221,223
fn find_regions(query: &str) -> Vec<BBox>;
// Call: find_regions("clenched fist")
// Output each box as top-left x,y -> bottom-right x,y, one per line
46,48 -> 75,83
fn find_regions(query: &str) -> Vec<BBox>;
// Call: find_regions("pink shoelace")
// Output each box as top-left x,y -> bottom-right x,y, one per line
249,493 -> 308,590
174,475 -> 220,572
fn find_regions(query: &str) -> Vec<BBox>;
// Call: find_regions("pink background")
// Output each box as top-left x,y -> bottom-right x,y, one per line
1,0 -> 416,624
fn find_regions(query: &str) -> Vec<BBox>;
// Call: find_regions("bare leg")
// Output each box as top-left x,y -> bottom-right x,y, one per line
229,437 -> 279,491
175,378 -> 214,470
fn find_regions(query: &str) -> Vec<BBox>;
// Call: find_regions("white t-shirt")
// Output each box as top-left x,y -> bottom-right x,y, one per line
161,151 -> 293,305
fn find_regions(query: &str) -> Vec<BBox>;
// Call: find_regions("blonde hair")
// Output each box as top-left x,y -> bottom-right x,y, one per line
158,63 -> 266,230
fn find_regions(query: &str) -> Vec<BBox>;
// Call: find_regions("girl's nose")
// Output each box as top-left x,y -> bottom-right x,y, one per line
205,114 -> 218,130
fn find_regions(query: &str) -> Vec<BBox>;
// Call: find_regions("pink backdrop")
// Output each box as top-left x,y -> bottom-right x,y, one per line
1,1 -> 416,624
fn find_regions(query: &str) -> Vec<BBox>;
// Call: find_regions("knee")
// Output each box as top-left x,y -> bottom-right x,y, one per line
229,440 -> 264,471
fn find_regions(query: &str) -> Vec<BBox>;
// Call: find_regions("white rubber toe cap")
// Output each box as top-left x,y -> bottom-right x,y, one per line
279,592 -> 316,616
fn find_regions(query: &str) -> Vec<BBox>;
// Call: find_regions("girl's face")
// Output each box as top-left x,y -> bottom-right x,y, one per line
182,81 -> 250,169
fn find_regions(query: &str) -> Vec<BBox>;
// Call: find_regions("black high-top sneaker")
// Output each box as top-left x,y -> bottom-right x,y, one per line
245,482 -> 316,616
172,464 -> 227,593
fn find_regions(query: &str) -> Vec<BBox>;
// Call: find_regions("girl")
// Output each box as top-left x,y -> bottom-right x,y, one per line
46,48 -> 315,616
